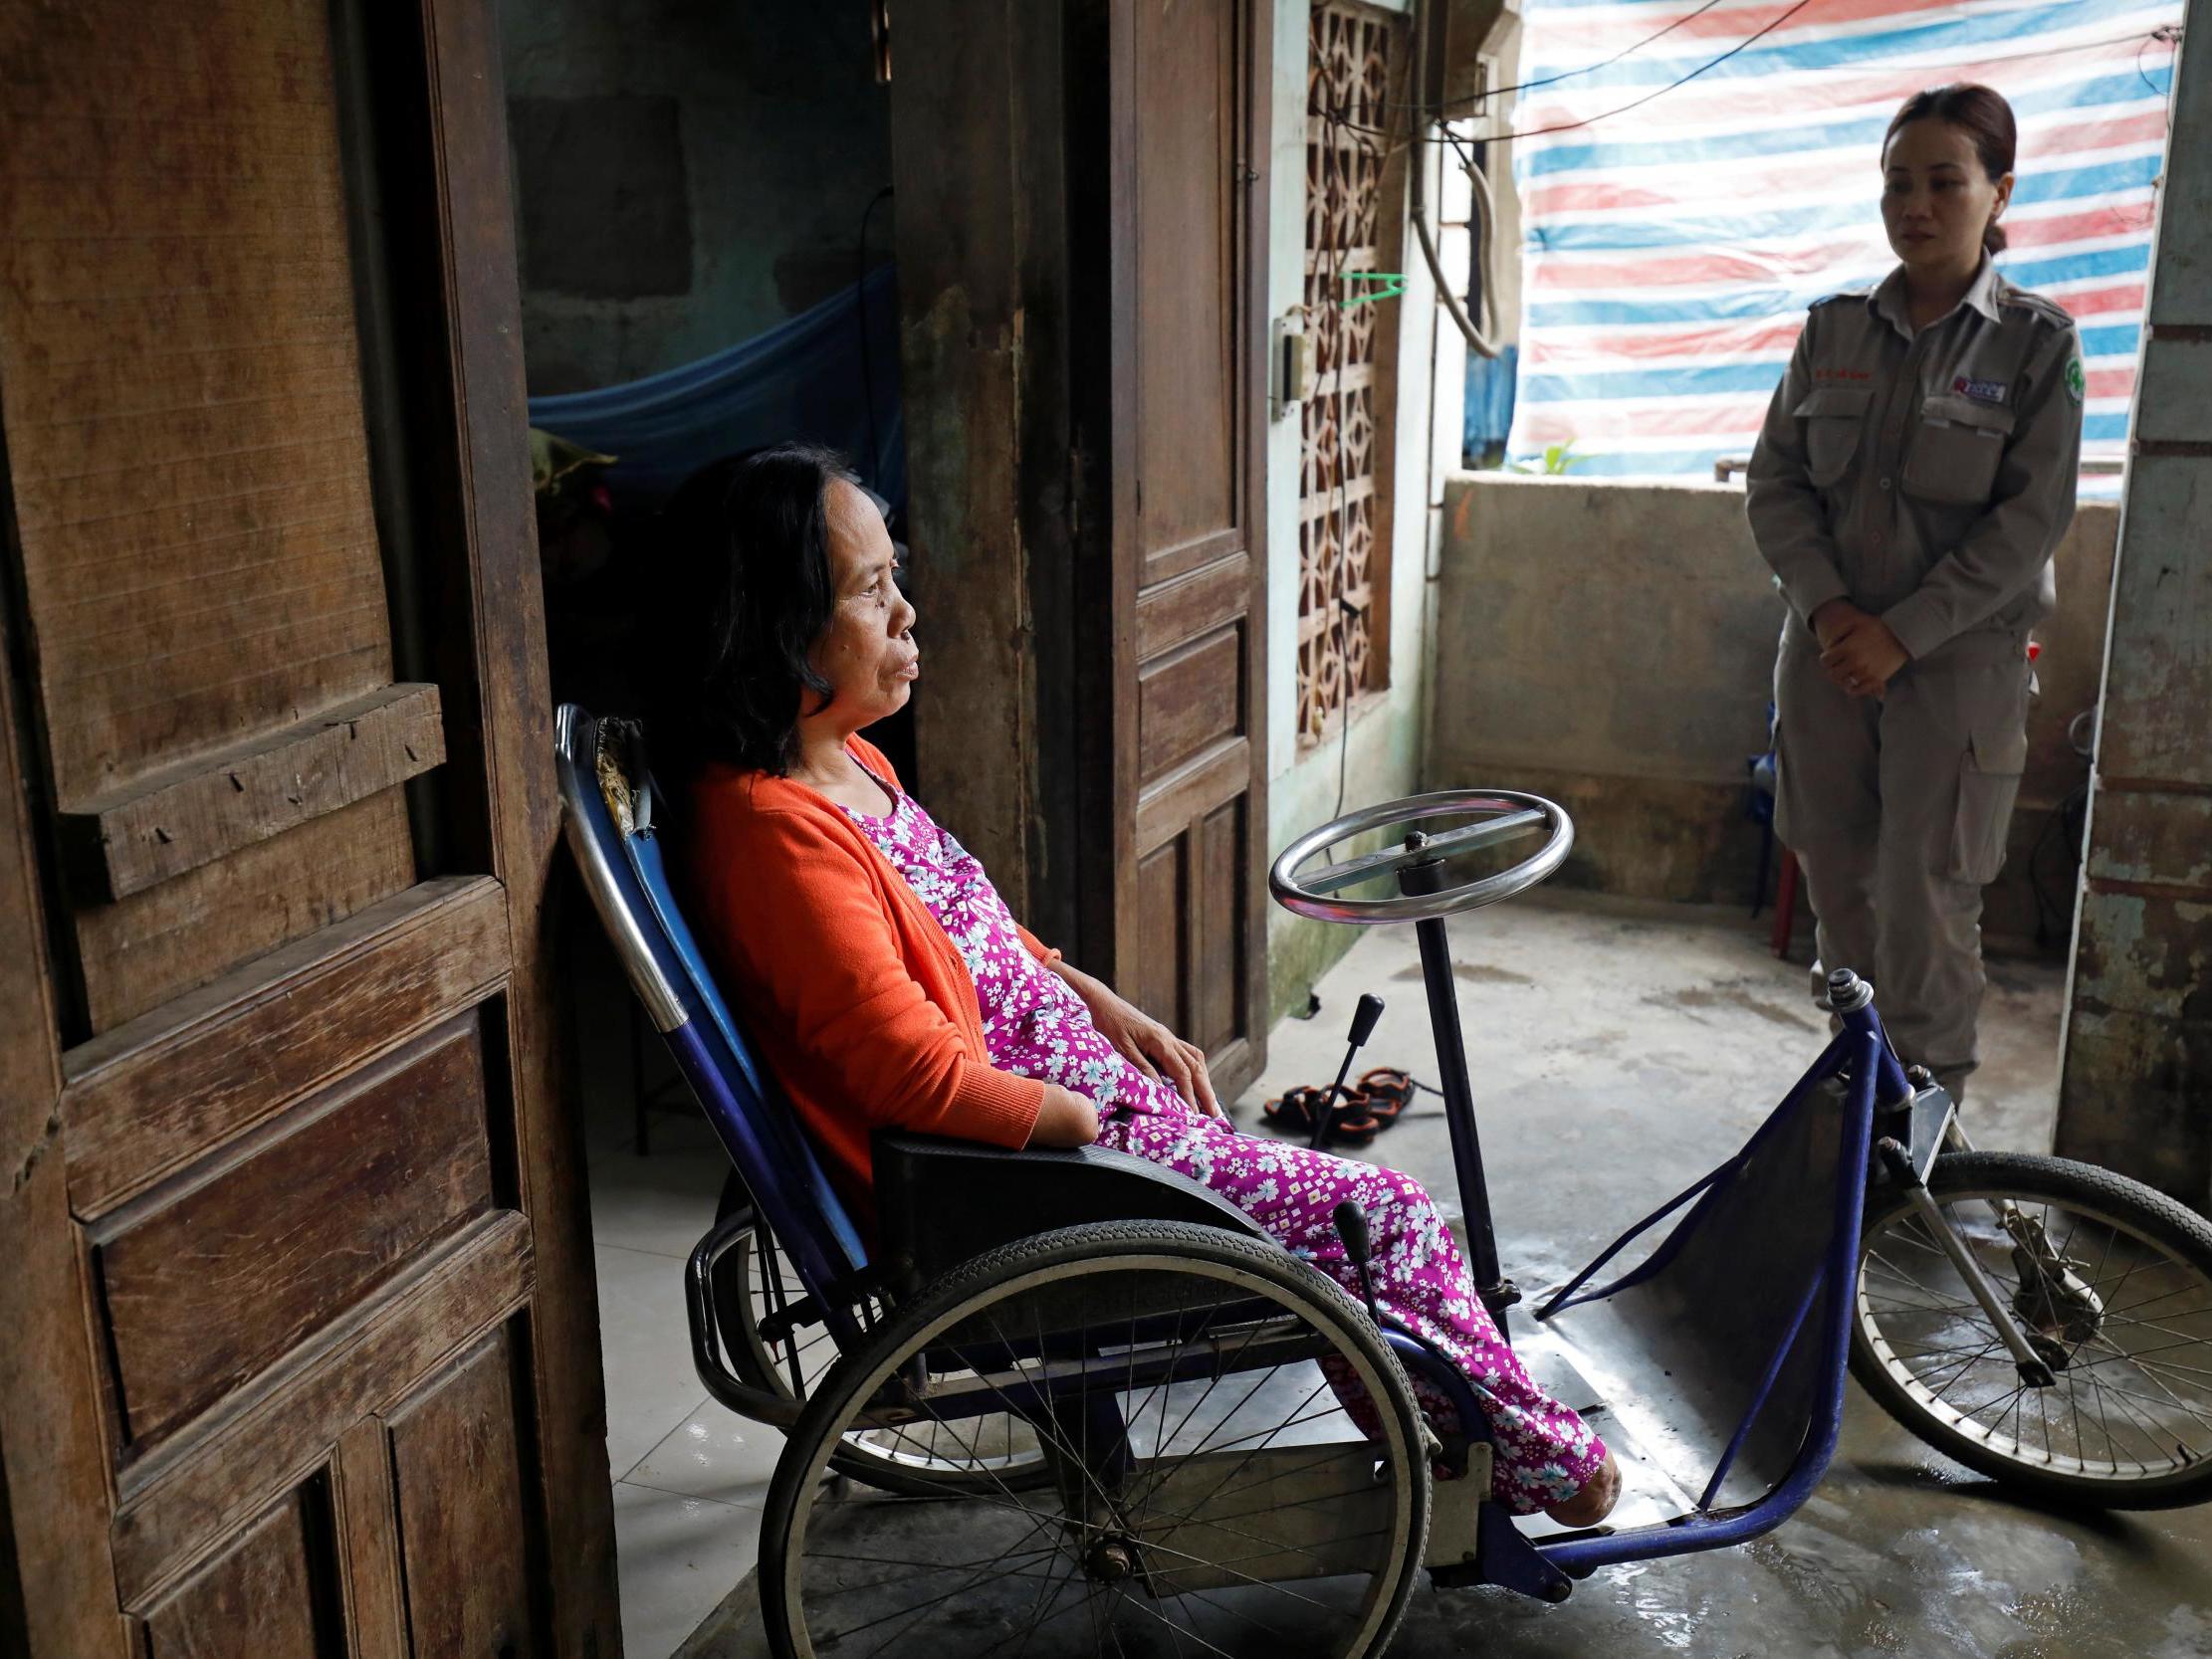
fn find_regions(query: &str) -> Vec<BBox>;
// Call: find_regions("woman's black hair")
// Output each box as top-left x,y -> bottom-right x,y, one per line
644,442 -> 858,776
1884,84 -> 2018,255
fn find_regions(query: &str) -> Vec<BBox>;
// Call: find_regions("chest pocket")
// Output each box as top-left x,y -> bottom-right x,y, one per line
1793,385 -> 1873,487
1903,393 -> 2016,507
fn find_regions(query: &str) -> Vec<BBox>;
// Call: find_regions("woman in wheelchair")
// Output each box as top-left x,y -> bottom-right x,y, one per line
648,443 -> 1620,1526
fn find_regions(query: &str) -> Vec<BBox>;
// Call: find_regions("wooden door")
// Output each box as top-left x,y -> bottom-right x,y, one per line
0,3 -> 615,1655
1106,0 -> 1273,1097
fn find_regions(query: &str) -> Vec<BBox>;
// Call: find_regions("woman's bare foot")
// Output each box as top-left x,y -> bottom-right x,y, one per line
1542,1450 -> 1622,1528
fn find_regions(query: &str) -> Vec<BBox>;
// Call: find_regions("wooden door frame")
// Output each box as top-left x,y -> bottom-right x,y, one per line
1098,0 -> 1274,1091
327,1 -> 618,1647
0,570 -> 130,1656
0,0 -> 616,1648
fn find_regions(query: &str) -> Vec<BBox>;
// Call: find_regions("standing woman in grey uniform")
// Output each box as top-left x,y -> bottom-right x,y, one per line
1747,84 -> 2084,1100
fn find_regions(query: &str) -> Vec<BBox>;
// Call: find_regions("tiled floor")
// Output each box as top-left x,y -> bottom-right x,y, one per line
578,1010 -> 784,1659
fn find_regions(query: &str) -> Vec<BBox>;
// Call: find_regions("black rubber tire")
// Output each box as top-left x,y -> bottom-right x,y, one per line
1852,1150 -> 2212,1509
760,1219 -> 1433,1659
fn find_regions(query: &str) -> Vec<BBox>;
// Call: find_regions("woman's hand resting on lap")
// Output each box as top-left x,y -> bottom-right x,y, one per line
1052,963 -> 1221,1117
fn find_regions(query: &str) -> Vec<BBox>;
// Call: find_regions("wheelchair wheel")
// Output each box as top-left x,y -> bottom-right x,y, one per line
711,1170 -> 1051,1496
761,1220 -> 1431,1659
1853,1151 -> 2212,1508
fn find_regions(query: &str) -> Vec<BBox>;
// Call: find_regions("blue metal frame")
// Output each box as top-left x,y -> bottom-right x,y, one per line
1532,1023 -> 1880,1574
553,710 -> 869,1343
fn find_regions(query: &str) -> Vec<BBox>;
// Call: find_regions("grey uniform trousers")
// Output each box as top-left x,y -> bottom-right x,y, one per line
1773,619 -> 2032,1093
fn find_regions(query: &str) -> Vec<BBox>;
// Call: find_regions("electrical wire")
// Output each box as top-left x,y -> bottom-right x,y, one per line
1391,0 -> 1731,121
1317,0 -> 1815,145
2139,24 -> 2182,100
1481,0 -> 1821,143
1324,14 -> 2178,152
1434,119 -> 1502,352
1411,0 -> 1501,356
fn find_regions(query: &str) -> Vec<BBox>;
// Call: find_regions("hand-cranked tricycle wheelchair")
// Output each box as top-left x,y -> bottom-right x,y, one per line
556,708 -> 2212,1658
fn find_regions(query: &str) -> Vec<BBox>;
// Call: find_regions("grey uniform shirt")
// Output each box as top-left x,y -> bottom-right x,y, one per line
1746,257 -> 2084,661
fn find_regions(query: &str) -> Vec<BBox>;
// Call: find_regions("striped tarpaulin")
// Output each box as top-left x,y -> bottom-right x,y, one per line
1502,0 -> 2181,490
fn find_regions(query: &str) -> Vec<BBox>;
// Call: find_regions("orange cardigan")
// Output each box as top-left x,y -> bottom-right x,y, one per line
675,736 -> 1053,1212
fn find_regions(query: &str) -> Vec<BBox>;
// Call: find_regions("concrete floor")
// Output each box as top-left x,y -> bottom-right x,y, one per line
1243,892 -> 2212,1659
651,892 -> 2212,1658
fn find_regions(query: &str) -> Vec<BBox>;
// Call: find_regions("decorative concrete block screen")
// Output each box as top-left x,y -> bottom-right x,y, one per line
1503,0 -> 2181,487
1300,0 -> 1408,746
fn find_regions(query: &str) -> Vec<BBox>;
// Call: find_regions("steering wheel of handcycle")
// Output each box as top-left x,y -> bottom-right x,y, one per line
1269,787 -> 1574,925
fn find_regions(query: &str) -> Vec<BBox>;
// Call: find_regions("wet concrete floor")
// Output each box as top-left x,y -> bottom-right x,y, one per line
1257,892 -> 2212,1659
684,892 -> 2212,1658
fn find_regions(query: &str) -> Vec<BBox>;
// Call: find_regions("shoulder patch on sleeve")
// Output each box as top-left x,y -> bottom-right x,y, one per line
2065,353 -> 2086,403
1808,289 -> 1868,311
2000,289 -> 2076,331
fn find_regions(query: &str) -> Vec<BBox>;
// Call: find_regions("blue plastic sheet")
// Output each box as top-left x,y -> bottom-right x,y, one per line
1463,344 -> 1518,458
527,262 -> 905,511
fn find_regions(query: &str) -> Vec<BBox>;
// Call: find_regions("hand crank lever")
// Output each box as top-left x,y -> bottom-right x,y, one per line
1311,993 -> 1386,1149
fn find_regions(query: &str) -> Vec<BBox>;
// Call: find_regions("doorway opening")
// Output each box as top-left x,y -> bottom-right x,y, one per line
495,5 -> 901,1650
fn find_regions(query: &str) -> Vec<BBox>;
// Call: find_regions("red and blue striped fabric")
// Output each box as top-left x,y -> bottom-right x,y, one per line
1504,0 -> 2180,491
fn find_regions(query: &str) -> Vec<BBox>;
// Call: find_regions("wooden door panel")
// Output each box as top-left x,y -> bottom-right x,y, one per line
1112,0 -> 1270,1096
1193,798 -> 1245,1055
61,877 -> 512,1216
1138,623 -> 1246,779
386,1328 -> 537,1659
57,684 -> 447,904
92,1018 -> 496,1458
72,792 -> 418,1033
137,1486 -> 340,1659
0,0 -> 614,1651
1134,843 -> 1188,1030
1134,737 -> 1250,861
1135,552 -> 1252,660
108,1213 -> 532,1608
0,0 -> 389,780
1132,0 -> 1240,578
0,0 -> 411,1036
330,1419 -> 408,1659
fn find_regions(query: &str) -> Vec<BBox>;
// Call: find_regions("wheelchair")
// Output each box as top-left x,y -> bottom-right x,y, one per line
556,708 -> 2212,1659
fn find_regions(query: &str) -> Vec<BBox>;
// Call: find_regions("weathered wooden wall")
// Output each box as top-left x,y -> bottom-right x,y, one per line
2056,24 -> 2212,1209
0,2 -> 615,1652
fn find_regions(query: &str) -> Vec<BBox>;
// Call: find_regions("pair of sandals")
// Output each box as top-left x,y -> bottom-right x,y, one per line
1262,1067 -> 1422,1145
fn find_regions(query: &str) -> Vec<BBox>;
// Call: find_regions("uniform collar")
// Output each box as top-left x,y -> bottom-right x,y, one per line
1871,255 -> 2002,336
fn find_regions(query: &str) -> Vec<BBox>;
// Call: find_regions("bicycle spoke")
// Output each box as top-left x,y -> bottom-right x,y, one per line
2077,1368 -> 2174,1460
972,1558 -> 1087,1659
2068,1338 -> 2212,1382
784,1244 -> 1415,1659
1104,1588 -> 1241,1659
1923,1340 -> 2006,1402
2088,1309 -> 2212,1345
1958,1379 -> 2032,1430
2071,1360 -> 2212,1437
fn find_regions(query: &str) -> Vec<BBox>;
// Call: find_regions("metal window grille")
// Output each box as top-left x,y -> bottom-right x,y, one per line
1299,0 -> 1406,747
